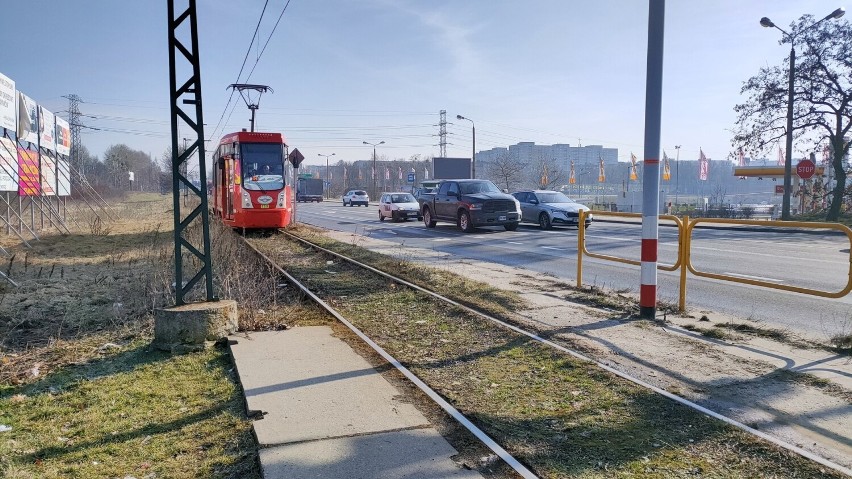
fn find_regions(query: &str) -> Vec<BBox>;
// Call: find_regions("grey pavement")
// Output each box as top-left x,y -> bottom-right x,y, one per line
229,327 -> 482,478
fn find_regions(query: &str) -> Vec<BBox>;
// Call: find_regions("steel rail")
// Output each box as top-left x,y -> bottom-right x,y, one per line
242,237 -> 539,479
262,230 -> 852,477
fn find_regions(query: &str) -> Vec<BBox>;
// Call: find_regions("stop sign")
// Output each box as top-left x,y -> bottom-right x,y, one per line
796,159 -> 815,179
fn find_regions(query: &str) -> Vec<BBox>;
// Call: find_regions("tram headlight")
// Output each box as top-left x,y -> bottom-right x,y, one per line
277,190 -> 286,208
241,190 -> 253,208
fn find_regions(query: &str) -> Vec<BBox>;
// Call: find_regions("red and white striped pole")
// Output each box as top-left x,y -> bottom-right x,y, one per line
640,0 -> 665,319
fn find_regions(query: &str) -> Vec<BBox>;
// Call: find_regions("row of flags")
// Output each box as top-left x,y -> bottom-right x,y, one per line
567,149 -> 708,183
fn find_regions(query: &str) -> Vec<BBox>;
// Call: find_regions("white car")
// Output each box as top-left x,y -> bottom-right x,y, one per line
342,189 -> 370,207
378,192 -> 422,222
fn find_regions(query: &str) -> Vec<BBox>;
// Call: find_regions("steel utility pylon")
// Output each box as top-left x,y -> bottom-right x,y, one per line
167,0 -> 214,304
439,110 -> 447,157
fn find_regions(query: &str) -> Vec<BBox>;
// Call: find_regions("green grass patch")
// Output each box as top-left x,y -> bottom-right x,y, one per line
713,322 -> 789,342
683,324 -> 732,341
0,341 -> 258,479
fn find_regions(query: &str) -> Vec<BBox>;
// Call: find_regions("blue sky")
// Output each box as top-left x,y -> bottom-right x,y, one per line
0,0 -> 844,170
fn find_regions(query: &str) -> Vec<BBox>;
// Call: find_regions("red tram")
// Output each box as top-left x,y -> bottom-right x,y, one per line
212,130 -> 292,228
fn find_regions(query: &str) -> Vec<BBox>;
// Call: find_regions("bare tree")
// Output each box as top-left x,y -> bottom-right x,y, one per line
485,152 -> 525,191
529,154 -> 564,190
733,14 -> 852,220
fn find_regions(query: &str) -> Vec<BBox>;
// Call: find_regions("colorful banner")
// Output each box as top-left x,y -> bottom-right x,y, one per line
0,137 -> 19,191
17,147 -> 39,196
41,151 -> 56,196
398,166 -> 403,180
569,160 -> 576,184
598,157 -> 606,182
17,92 -> 38,144
699,148 -> 709,181
57,158 -> 71,196
0,72 -> 15,132
55,116 -> 70,156
662,151 -> 671,181
39,106 -> 56,152
424,167 -> 429,180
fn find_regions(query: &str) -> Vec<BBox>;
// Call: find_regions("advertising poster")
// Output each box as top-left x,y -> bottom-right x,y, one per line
55,117 -> 70,156
41,152 -> 56,196
16,92 -> 38,145
0,137 -> 19,191
57,158 -> 71,196
39,106 -> 56,152
0,72 -> 15,132
17,147 -> 40,196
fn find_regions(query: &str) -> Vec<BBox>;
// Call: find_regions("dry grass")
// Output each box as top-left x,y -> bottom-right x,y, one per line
0,194 -> 274,478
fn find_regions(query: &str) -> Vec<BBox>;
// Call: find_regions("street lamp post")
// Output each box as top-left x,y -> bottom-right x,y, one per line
760,7 -> 845,220
362,141 -> 384,200
318,153 -> 335,199
456,115 -> 475,178
674,145 -> 681,208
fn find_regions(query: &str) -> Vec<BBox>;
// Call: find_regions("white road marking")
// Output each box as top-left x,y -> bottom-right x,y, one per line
722,272 -> 785,283
507,241 -> 524,245
541,246 -> 564,251
432,238 -> 452,242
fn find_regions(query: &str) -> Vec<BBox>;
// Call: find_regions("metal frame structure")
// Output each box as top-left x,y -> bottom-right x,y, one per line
167,0 -> 214,304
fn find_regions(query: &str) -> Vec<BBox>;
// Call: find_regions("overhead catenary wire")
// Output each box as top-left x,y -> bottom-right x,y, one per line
208,0 -> 271,143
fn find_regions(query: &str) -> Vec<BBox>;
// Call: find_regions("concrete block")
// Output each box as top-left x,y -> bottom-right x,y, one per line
153,299 -> 238,352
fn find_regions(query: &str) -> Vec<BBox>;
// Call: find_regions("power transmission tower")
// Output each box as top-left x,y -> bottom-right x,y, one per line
439,110 -> 447,157
62,94 -> 84,175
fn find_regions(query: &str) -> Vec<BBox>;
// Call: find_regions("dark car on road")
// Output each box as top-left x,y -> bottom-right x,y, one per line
420,179 -> 521,232
512,190 -> 592,229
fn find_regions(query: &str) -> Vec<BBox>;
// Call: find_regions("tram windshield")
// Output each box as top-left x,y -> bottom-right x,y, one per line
241,143 -> 285,190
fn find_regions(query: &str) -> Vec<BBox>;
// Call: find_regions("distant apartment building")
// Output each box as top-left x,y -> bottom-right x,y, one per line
476,142 -> 619,165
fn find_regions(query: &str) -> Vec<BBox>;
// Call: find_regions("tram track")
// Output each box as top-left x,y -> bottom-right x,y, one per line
238,227 -> 851,478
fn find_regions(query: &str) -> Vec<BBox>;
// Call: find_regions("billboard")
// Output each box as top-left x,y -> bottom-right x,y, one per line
18,147 -> 39,196
433,157 -> 472,180
39,106 -> 56,152
0,72 -> 14,132
41,151 -> 56,196
0,137 -> 18,191
55,117 -> 70,156
16,92 -> 38,145
57,158 -> 71,196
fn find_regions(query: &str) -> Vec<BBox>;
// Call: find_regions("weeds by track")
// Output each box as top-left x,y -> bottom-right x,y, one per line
245,226 -> 849,479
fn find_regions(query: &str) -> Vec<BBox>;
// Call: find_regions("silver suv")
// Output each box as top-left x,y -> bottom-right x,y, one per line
343,190 -> 370,207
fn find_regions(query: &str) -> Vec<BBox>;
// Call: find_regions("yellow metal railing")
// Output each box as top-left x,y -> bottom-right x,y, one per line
685,217 -> 852,299
576,211 -> 852,312
577,210 -> 683,286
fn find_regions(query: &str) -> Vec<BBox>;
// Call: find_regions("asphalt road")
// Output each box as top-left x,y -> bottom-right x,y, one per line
293,200 -> 852,342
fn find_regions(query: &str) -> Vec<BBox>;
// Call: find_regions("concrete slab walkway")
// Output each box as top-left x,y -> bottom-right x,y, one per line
229,327 -> 481,478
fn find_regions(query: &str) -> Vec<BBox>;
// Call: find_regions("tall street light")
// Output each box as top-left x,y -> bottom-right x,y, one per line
673,145 -> 681,208
318,153 -> 335,199
760,7 -> 845,220
362,140 -> 384,200
456,115 -> 476,178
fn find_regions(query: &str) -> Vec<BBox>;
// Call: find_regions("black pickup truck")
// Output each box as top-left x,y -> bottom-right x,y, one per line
420,179 -> 521,232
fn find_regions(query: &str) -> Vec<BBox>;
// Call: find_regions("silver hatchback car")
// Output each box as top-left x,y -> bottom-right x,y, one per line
512,190 -> 592,229
342,189 -> 370,207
